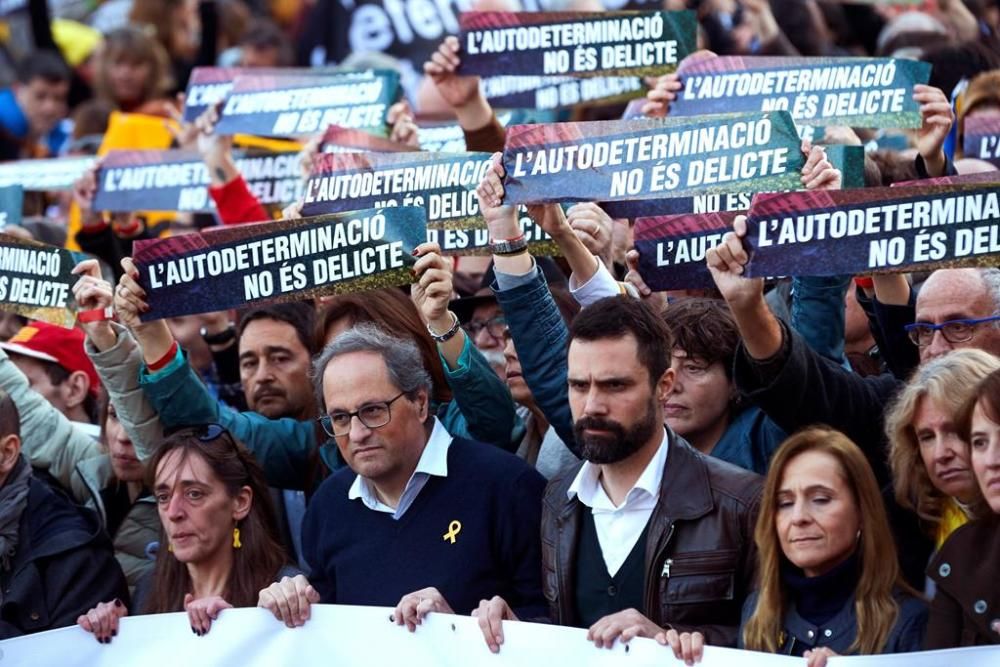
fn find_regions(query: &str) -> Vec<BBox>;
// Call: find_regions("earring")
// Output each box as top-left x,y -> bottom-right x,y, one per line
856,529 -> 862,541
233,527 -> 242,549
167,542 -> 173,553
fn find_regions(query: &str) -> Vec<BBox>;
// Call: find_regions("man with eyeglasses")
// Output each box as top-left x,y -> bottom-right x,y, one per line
904,268 -> 1000,362
706,217 -> 1000,586
258,323 -> 547,629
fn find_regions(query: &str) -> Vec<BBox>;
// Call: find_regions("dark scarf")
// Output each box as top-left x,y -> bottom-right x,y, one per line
782,551 -> 860,627
0,455 -> 31,573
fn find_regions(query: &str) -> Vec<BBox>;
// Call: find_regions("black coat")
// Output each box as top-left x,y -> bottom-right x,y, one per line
0,476 -> 129,638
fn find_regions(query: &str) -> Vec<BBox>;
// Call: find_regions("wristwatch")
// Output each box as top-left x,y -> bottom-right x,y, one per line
490,234 -> 528,256
201,325 -> 236,345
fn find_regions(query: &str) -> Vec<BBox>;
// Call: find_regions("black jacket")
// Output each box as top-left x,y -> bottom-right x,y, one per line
542,434 -> 762,647
0,476 -> 129,638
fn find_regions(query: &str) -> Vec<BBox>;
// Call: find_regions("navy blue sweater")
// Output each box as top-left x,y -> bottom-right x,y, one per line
302,437 -> 548,617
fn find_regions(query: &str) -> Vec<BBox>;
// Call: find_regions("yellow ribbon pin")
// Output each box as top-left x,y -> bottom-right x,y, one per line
442,520 -> 462,544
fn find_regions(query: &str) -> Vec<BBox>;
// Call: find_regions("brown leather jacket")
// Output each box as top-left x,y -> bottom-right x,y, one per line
926,515 -> 1000,648
540,433 -> 762,647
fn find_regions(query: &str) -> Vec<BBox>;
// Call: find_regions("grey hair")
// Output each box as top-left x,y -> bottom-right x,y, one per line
980,268 -> 1000,314
311,323 -> 433,412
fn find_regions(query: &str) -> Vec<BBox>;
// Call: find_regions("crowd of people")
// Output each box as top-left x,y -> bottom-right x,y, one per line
1,0 -> 1000,664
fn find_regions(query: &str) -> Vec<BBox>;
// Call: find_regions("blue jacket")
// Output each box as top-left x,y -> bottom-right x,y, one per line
494,266 -> 843,475
739,589 -> 927,655
139,336 -> 521,490
0,88 -> 67,157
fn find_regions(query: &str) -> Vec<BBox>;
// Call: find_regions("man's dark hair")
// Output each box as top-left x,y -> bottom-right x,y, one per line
241,19 -> 294,67
17,50 -> 72,85
568,296 -> 672,387
663,298 -> 740,380
238,302 -> 316,355
42,363 -> 99,423
0,389 -> 20,439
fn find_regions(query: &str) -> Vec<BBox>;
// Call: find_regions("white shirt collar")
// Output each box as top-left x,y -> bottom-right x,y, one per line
567,429 -> 669,510
348,417 -> 452,512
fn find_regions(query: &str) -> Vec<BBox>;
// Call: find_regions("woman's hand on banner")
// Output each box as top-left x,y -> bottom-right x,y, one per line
185,593 -> 233,636
392,587 -> 455,632
257,574 -> 320,628
471,595 -> 520,654
77,598 -> 127,644
194,102 -> 236,186
624,248 -> 668,311
804,646 -> 838,667
656,628 -> 704,665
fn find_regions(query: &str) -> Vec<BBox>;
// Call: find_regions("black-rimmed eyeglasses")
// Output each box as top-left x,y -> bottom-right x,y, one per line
318,392 -> 407,437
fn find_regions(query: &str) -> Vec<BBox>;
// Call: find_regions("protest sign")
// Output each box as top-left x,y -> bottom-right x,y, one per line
214,70 -> 398,138
0,232 -> 79,328
302,151 -> 556,256
92,149 -> 302,214
458,11 -> 696,78
963,115 -> 1000,167
483,74 -> 644,110
4,604 -> 999,667
182,67 -> 339,121
0,156 -> 95,191
633,211 -> 738,290
416,110 -> 558,153
503,111 -> 804,205
744,183 -> 1000,278
303,151 -> 492,228
602,144 -> 864,219
669,56 -> 930,128
321,126 -> 418,154
894,171 -> 1000,188
131,207 -> 425,320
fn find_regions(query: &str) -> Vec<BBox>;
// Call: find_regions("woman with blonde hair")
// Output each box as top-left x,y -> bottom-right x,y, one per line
884,349 -> 999,550
661,428 -> 927,666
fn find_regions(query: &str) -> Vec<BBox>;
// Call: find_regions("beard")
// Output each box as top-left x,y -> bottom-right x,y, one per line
573,397 -> 660,464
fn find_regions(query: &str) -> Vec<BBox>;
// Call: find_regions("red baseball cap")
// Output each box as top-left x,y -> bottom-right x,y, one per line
1,321 -> 100,396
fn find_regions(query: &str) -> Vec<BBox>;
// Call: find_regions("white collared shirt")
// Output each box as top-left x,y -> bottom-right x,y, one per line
567,430 -> 669,576
348,417 -> 453,520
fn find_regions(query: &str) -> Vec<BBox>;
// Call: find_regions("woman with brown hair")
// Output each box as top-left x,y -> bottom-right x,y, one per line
884,350 -> 1000,551
738,428 -> 926,664
925,370 -> 1000,647
76,425 -> 294,642
662,428 -> 926,665
92,27 -> 174,115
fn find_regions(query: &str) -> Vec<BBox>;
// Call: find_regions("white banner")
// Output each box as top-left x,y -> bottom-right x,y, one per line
0,605 -> 997,666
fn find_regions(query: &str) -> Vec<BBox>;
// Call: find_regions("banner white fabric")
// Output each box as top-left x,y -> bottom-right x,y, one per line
0,605 -> 997,667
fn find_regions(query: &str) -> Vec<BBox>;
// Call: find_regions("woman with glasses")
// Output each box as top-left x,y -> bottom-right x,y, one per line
661,428 -> 927,666
76,425 -> 294,643
883,349 -> 1000,581
924,368 -> 1000,647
